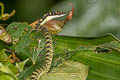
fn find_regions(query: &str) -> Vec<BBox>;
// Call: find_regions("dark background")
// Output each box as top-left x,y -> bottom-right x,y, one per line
0,0 -> 120,39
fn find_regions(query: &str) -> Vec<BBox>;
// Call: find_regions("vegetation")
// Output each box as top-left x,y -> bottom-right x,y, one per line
0,1 -> 120,80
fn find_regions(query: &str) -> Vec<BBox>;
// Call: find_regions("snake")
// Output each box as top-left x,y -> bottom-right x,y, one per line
30,11 -> 66,80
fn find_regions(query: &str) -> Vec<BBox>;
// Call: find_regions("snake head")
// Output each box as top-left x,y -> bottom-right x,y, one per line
30,7 -> 74,34
30,11 -> 66,28
40,11 -> 66,26
43,7 -> 74,34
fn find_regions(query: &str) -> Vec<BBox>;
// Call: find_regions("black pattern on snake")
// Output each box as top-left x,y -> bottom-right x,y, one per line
30,11 -> 66,80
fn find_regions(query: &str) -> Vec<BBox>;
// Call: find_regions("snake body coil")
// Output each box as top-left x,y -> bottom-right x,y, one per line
30,11 -> 66,80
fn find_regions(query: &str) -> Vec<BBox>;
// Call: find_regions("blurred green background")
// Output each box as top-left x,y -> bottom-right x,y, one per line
1,0 -> 120,39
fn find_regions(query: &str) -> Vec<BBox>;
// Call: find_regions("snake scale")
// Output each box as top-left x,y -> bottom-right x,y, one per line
30,11 -> 66,80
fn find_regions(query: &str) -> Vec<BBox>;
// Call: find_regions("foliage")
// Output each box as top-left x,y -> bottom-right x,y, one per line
0,49 -> 18,80
0,1 -> 120,80
0,22 -> 120,80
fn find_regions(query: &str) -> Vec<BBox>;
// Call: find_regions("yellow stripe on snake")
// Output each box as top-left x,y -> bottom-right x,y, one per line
30,7 -> 74,80
30,11 -> 66,80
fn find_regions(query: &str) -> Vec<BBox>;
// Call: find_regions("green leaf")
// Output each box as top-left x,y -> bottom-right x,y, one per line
7,22 -> 45,63
53,34 -> 120,80
0,49 -> 8,60
7,22 -> 32,42
41,60 -> 88,80
0,63 -> 18,80
0,49 -> 18,74
16,58 -> 29,72
0,50 -> 18,80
